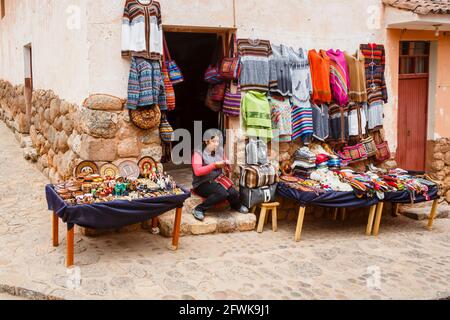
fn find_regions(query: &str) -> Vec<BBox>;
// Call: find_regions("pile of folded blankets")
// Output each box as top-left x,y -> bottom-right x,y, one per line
292,147 -> 317,179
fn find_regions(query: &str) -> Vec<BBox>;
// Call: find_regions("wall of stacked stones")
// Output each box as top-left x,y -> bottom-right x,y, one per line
429,139 -> 450,203
0,80 -> 163,184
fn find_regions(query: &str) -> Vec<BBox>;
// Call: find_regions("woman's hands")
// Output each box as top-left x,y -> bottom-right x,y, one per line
214,160 -> 227,169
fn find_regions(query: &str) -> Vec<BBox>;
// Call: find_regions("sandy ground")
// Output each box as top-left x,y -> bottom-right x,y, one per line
0,121 -> 449,300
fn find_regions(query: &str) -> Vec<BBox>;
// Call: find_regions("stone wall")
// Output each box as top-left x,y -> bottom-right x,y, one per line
429,138 -> 450,203
0,80 -> 163,183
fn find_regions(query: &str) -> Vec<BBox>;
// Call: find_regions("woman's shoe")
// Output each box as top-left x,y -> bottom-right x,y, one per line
238,206 -> 249,214
192,209 -> 205,221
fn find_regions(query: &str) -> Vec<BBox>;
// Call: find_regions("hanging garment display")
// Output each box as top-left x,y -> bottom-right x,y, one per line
367,100 -> 384,131
344,50 -> 368,103
269,94 -> 292,142
291,99 -> 313,144
326,49 -> 350,107
328,103 -> 349,143
308,49 -> 332,104
288,47 -> 313,102
348,102 -> 367,138
360,43 -> 388,104
238,39 -> 277,92
127,57 -> 167,110
241,90 -> 273,140
312,103 -> 330,141
269,44 -> 292,97
121,0 -> 163,60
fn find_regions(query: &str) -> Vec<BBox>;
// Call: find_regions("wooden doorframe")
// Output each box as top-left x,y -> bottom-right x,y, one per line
397,41 -> 430,171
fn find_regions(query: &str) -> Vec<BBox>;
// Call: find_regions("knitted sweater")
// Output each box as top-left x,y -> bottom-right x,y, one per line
127,57 -> 167,110
269,44 -> 292,97
326,49 -> 350,107
344,50 -> 368,103
288,47 -> 313,102
122,0 -> 163,60
241,90 -> 273,139
269,95 -> 292,141
360,43 -> 388,104
238,39 -> 277,92
309,49 -> 332,104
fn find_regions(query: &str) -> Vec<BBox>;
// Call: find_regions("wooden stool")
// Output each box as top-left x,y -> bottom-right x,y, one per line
257,202 -> 280,233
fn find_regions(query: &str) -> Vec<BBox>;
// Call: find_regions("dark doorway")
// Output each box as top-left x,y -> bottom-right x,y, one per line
165,32 -> 220,144
397,41 -> 430,171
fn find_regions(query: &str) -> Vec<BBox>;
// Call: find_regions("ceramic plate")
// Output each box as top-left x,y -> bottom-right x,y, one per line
100,163 -> 120,178
75,161 -> 99,177
118,161 -> 140,180
138,157 -> 158,177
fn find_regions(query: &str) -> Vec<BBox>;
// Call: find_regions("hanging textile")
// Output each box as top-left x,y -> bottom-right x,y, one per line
344,50 -> 368,103
238,39 -> 277,92
326,49 -> 350,107
288,47 -> 313,102
312,103 -> 330,141
270,44 -> 292,97
241,90 -> 273,140
269,94 -> 292,142
291,98 -> 313,144
328,103 -> 349,143
121,0 -> 163,60
127,57 -> 167,110
359,43 -> 388,104
308,49 -> 332,104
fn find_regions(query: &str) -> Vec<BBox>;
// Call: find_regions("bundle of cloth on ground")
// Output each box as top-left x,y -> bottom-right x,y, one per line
45,185 -> 191,230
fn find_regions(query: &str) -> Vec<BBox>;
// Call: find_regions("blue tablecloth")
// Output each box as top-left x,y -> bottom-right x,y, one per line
382,185 -> 439,204
46,185 -> 191,230
277,183 -> 379,208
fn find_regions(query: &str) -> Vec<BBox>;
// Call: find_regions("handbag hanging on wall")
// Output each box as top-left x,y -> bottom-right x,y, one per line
204,36 -> 224,84
159,112 -> 175,143
373,130 -> 391,162
223,81 -> 241,117
163,35 -> 184,85
162,53 -> 176,111
219,33 -> 241,81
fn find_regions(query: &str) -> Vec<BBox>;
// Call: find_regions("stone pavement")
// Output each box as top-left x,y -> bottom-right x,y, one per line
1,121 -> 450,300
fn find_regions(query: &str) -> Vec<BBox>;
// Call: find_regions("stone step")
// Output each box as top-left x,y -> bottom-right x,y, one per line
399,202 -> 450,221
79,194 -> 257,237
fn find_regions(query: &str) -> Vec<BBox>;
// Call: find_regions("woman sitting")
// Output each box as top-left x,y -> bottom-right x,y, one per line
191,129 -> 249,221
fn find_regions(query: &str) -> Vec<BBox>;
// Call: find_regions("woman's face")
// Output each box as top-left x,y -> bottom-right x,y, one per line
206,136 -> 220,152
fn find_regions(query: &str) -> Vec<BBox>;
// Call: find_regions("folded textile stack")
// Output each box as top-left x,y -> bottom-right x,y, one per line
293,147 -> 317,179
327,158 -> 341,171
310,168 -> 353,192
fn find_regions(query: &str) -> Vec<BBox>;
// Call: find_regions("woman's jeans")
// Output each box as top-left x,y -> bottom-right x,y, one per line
194,181 -> 241,213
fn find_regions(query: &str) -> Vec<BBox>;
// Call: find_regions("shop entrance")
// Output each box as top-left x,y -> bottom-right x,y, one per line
163,27 -> 235,167
397,41 -> 430,171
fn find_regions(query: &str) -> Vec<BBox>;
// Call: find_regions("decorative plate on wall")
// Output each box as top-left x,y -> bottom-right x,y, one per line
75,161 -> 99,177
138,157 -> 158,177
118,161 -> 140,180
100,163 -> 120,178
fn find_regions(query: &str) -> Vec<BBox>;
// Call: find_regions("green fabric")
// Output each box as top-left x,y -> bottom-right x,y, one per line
241,90 -> 273,139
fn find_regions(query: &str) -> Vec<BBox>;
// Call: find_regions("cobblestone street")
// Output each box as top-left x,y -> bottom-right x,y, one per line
0,122 -> 449,300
